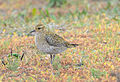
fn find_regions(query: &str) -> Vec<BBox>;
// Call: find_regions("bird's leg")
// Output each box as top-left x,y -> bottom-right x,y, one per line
53,54 -> 55,62
50,54 -> 53,64
50,54 -> 54,75
50,54 -> 55,64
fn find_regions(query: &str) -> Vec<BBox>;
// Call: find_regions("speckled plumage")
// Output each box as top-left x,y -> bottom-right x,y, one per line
30,24 -> 79,64
35,32 -> 68,54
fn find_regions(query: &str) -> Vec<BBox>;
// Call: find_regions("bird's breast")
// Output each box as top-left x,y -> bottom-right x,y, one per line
35,34 -> 50,52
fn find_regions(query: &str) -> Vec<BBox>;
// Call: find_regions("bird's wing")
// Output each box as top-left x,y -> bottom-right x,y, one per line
45,33 -> 69,47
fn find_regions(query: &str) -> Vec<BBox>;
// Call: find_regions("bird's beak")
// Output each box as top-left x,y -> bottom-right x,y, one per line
30,30 -> 36,33
28,30 -> 36,36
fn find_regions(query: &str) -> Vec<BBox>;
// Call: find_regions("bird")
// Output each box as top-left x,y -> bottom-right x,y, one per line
30,23 -> 79,64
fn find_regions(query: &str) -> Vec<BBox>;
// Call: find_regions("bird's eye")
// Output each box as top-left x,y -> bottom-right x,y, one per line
38,28 -> 41,30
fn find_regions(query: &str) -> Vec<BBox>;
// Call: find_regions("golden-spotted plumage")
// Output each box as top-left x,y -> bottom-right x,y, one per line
30,23 -> 79,64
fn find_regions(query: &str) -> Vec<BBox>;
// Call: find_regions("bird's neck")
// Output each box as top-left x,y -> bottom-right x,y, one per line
35,32 -> 45,39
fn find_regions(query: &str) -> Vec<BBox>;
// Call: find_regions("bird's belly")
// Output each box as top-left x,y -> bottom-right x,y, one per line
36,43 -> 67,54
35,35 -> 67,54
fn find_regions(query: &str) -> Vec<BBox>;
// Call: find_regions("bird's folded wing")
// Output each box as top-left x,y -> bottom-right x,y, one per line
45,33 -> 68,47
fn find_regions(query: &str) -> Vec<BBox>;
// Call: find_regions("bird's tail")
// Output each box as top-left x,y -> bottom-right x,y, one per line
66,44 -> 80,48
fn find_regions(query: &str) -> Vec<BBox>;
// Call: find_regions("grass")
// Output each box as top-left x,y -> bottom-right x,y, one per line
0,0 -> 120,81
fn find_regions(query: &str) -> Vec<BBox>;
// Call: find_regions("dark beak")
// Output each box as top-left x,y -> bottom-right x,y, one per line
30,30 -> 36,33
27,30 -> 36,36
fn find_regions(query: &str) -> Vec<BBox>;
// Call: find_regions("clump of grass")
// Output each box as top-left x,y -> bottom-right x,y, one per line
52,56 -> 62,70
67,76 -> 72,82
48,0 -> 67,7
7,57 -> 20,71
91,68 -> 107,78
2,51 -> 24,71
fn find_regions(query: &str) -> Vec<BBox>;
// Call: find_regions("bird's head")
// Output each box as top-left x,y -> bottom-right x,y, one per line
30,23 -> 45,34
35,24 -> 45,32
